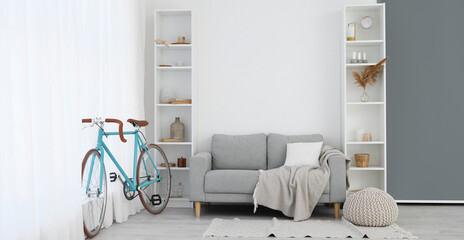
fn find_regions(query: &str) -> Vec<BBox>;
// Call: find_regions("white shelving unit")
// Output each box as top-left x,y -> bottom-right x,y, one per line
154,10 -> 194,208
342,4 -> 387,192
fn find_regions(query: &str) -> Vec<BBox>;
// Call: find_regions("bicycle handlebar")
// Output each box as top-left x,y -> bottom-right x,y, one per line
105,118 -> 127,143
82,118 -> 127,143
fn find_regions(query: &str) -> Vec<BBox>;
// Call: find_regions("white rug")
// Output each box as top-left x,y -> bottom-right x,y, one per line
203,218 -> 417,239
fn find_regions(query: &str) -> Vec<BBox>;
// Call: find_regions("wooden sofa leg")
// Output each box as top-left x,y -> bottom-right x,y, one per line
195,202 -> 201,218
334,202 -> 340,219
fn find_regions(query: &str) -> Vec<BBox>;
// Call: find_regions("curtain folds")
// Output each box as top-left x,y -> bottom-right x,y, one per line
0,1 -> 145,239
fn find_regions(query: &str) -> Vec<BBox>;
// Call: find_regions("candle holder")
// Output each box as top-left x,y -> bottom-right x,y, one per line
362,52 -> 368,63
362,133 -> 372,142
350,51 -> 358,63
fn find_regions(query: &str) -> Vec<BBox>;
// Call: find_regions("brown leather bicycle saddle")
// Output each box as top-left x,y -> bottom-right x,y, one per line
127,118 -> 149,127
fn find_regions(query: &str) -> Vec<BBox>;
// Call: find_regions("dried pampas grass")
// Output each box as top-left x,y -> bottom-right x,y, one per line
353,57 -> 389,89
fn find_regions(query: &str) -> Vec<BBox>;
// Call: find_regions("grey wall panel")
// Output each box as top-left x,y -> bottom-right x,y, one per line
383,0 -> 464,200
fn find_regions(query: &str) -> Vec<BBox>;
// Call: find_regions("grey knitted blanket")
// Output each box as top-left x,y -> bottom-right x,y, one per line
253,146 -> 350,221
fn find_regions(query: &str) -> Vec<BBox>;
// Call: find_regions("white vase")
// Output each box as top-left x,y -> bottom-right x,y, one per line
161,88 -> 174,103
360,89 -> 369,102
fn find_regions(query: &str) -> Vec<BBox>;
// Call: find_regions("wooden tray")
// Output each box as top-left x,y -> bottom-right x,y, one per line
171,100 -> 192,104
160,163 -> 176,167
171,42 -> 190,45
159,65 -> 172,67
161,138 -> 184,142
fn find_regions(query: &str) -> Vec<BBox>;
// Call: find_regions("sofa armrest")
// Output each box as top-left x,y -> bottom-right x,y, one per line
189,152 -> 212,202
328,155 -> 347,203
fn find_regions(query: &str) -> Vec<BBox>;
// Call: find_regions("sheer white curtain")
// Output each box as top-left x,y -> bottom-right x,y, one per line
79,0 -> 146,228
0,0 -> 145,239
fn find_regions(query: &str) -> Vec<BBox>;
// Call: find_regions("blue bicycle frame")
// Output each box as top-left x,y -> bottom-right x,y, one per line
85,129 -> 162,194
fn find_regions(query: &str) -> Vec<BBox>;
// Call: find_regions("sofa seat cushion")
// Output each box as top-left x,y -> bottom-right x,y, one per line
204,169 -> 329,194
205,170 -> 259,194
267,133 -> 323,169
212,133 -> 267,170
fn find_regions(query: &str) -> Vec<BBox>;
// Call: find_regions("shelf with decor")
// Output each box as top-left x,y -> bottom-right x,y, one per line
154,9 -> 194,208
345,68 -> 384,102
342,3 -> 387,193
345,4 -> 384,41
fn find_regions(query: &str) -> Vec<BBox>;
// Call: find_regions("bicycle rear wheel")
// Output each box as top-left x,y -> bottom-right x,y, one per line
136,144 -> 171,214
81,149 -> 107,238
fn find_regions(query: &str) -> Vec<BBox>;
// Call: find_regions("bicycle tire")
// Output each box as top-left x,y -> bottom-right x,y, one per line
136,144 -> 171,214
81,149 -> 107,238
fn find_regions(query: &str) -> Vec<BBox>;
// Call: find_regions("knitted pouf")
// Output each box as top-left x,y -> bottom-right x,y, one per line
344,187 -> 398,227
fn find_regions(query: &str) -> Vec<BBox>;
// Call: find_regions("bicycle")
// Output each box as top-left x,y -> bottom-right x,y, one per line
81,117 -> 171,238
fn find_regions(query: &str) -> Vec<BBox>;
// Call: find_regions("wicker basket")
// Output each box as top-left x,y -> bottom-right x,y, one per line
354,154 -> 370,167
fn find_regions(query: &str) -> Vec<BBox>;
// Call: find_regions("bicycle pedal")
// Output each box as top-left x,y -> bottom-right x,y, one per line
109,172 -> 117,182
150,194 -> 162,206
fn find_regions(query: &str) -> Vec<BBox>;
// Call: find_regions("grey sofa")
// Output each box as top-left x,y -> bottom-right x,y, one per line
189,133 -> 347,218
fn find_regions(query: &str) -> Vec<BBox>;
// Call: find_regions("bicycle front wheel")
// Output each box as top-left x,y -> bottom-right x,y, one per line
81,149 -> 107,238
137,144 -> 171,214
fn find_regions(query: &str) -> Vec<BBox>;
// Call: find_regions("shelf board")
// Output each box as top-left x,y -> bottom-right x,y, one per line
156,104 -> 192,107
346,40 -> 384,46
156,66 -> 192,71
156,10 -> 192,16
157,167 -> 190,171
346,102 -> 384,105
350,166 -> 385,171
155,142 -> 192,145
346,141 -> 385,145
155,44 -> 191,50
346,63 -> 377,68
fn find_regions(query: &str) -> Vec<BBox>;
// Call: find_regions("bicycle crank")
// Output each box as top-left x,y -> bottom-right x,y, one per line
119,175 -> 138,201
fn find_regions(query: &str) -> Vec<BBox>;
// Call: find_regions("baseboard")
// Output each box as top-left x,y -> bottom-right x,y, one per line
396,200 -> 464,204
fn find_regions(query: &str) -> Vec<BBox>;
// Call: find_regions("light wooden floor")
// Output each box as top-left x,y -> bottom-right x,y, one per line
92,204 -> 464,240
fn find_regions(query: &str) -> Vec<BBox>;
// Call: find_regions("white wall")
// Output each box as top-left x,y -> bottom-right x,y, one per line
144,0 -> 376,152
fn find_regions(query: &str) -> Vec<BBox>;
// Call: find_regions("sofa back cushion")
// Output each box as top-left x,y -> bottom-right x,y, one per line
267,133 -> 323,169
211,133 -> 267,170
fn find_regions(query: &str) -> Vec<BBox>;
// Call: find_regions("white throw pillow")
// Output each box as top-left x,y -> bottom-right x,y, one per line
284,142 -> 323,168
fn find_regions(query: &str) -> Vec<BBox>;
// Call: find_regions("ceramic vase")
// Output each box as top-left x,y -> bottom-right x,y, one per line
170,117 -> 184,140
